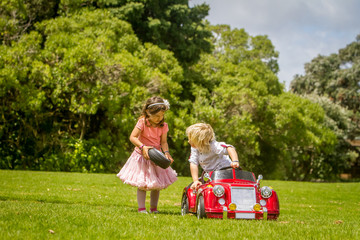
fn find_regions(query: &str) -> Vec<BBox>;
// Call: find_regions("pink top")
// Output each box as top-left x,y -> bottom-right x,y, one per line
135,117 -> 168,153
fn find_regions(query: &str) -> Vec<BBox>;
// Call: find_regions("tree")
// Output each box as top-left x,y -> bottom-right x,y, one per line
290,35 -> 360,178
210,24 -> 279,74
186,26 -> 338,180
0,9 -> 184,172
58,0 -> 212,66
1,0 -> 212,65
0,1 -> 210,174
291,35 -> 360,138
1,3 -> 350,180
300,94 -> 358,177
0,0 -> 58,45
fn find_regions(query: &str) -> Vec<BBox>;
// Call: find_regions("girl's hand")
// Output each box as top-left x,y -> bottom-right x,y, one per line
231,161 -> 240,169
191,180 -> 201,190
142,146 -> 153,160
164,152 -> 174,164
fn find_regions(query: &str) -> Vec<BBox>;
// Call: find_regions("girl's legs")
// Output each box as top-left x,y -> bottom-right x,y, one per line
137,188 -> 160,212
150,190 -> 160,212
137,188 -> 147,212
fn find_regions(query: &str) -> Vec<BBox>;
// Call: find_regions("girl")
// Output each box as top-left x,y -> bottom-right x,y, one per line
117,96 -> 177,214
186,123 -> 240,190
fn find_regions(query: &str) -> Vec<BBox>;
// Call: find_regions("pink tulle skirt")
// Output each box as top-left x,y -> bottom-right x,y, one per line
117,150 -> 177,191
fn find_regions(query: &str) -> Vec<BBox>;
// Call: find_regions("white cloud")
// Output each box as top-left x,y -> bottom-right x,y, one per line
190,0 -> 360,90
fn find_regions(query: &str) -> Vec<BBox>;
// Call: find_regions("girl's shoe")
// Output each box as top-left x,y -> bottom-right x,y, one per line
138,210 -> 148,214
149,209 -> 159,214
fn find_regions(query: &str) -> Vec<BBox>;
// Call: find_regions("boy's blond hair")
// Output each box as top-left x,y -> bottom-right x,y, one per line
186,123 -> 215,153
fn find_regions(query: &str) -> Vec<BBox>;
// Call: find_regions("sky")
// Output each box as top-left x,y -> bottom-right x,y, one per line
190,0 -> 360,90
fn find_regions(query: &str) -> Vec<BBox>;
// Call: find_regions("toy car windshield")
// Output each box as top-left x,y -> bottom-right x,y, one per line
211,168 -> 256,182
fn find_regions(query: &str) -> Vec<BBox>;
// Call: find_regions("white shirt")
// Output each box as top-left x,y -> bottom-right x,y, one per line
188,140 -> 233,172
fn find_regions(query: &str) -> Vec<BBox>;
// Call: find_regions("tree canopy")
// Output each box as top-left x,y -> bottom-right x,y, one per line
291,35 -> 360,138
1,0 -> 354,180
290,35 -> 360,178
1,0 -> 212,66
1,9 -> 183,172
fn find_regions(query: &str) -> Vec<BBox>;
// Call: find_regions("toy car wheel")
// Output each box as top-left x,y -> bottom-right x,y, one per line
197,196 -> 206,219
181,195 -> 189,216
148,148 -> 171,169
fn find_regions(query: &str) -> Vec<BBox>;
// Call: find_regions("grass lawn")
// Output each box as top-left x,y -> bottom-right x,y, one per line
0,170 -> 359,239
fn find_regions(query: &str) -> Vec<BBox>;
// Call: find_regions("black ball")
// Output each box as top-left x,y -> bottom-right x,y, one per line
148,148 -> 171,169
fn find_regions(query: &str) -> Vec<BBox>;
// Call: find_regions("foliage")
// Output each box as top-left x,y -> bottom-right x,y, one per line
291,35 -> 360,138
0,9 -> 183,173
290,35 -> 360,178
300,94 -> 359,175
1,0 -> 212,64
0,1 -> 354,180
184,25 -> 340,180
266,93 -> 338,180
0,0 -> 58,45
210,24 -> 279,74
104,0 -> 213,66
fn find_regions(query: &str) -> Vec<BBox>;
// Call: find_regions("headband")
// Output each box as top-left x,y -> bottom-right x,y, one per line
147,99 -> 170,109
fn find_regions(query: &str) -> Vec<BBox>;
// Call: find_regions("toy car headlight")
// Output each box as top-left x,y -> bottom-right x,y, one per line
260,199 -> 267,206
213,185 -> 225,197
260,186 -> 272,198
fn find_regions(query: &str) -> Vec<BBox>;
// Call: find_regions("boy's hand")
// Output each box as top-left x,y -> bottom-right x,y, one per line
142,146 -> 153,160
231,161 -> 240,169
190,180 -> 201,190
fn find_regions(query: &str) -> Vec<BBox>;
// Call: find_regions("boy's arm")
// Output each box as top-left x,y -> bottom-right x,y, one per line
227,147 -> 240,169
190,163 -> 201,190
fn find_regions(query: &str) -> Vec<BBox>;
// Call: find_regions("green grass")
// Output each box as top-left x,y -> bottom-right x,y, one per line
0,170 -> 359,239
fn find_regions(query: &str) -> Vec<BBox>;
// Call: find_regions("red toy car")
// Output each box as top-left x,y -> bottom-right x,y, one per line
181,167 -> 280,220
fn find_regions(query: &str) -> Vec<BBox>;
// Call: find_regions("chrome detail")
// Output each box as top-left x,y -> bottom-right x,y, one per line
263,207 -> 268,220
222,206 -> 228,219
230,187 -> 256,211
257,174 -> 263,185
218,198 -> 225,205
181,207 -> 186,216
260,186 -> 273,198
213,185 -> 225,197
235,213 -> 256,219
181,196 -> 186,216
203,172 -> 211,182
197,199 -> 201,219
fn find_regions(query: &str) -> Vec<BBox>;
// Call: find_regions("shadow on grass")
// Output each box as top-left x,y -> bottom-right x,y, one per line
128,208 -> 182,216
1,196 -> 182,216
0,195 -> 131,208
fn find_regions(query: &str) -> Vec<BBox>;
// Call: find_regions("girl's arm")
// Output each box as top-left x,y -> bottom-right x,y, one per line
161,131 -> 174,163
129,126 -> 152,160
227,147 -> 240,169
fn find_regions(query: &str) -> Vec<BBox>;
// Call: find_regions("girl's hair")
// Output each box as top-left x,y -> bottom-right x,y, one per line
186,123 -> 215,153
141,96 -> 169,127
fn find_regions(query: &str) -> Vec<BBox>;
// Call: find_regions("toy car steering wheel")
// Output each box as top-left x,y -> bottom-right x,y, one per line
218,166 -> 242,171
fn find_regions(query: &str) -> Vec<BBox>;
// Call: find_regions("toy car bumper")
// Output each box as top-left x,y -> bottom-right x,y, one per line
206,207 -> 269,220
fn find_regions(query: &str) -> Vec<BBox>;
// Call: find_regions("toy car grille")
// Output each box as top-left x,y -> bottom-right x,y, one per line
230,187 -> 256,211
